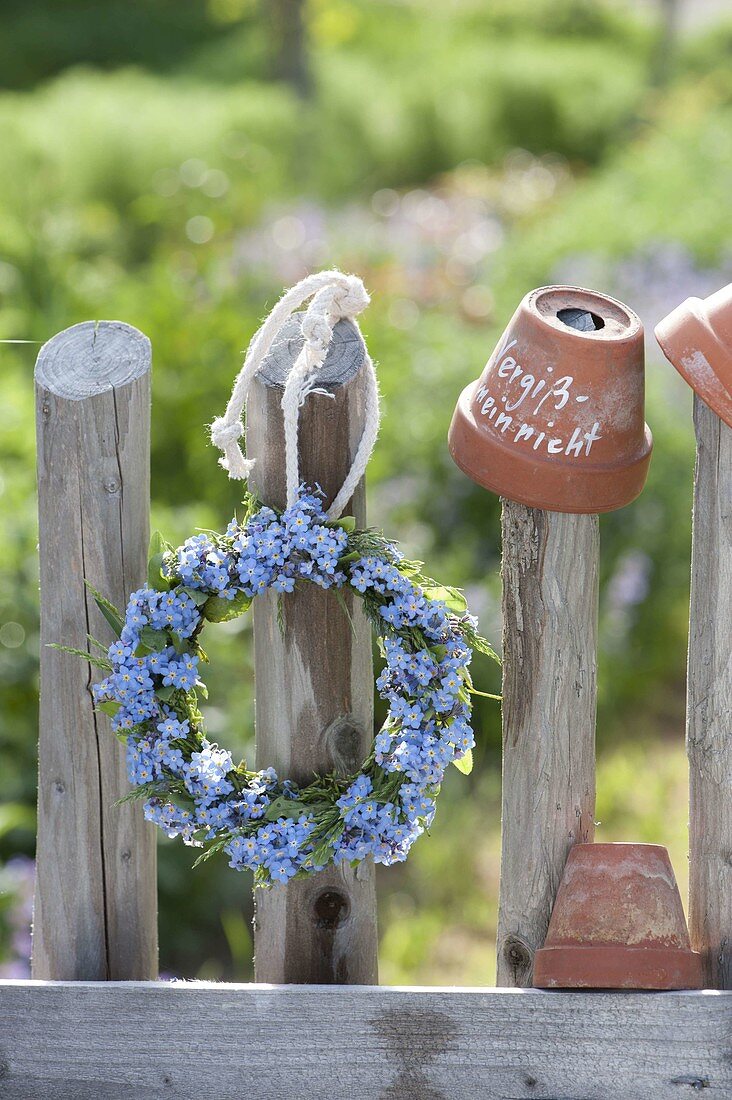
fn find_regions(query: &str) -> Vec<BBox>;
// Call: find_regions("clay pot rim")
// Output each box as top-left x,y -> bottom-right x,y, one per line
568,842 -> 669,854
534,944 -> 704,991
529,285 -> 643,346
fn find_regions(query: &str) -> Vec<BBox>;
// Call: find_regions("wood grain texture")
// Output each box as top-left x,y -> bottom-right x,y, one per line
687,396 -> 732,989
33,321 -> 157,981
246,315 -> 378,983
0,981 -> 729,1099
497,501 -> 598,987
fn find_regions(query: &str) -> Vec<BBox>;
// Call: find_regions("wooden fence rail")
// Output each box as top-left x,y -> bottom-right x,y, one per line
1,982 -> 731,1100
1,317 -> 730,1098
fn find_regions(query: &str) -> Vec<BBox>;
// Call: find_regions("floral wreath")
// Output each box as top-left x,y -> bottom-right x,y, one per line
64,272 -> 497,885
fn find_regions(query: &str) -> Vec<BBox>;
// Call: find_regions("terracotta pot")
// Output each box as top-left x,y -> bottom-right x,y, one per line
448,286 -> 653,513
655,283 -> 732,428
533,843 -> 703,990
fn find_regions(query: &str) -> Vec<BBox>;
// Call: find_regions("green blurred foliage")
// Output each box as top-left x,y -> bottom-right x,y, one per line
0,0 -> 254,89
0,0 -> 729,982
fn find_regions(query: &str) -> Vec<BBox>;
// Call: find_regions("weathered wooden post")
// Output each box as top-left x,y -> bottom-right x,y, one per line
246,312 -> 379,983
685,399 -> 732,988
497,505 -> 598,985
448,287 -> 651,985
33,320 -> 157,980
655,287 -> 732,989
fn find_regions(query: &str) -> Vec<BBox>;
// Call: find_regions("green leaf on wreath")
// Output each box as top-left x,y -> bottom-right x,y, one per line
143,625 -> 169,648
263,796 -> 310,821
170,632 -> 188,655
134,626 -> 169,656
147,532 -> 171,591
181,587 -> 209,607
327,515 -> 355,533
47,642 -> 113,672
423,584 -> 468,614
203,591 -> 252,623
467,633 -> 500,662
97,700 -> 122,717
451,749 -> 473,775
148,530 -> 165,556
147,554 -> 169,592
310,830 -> 343,867
85,581 -> 124,638
397,557 -> 424,577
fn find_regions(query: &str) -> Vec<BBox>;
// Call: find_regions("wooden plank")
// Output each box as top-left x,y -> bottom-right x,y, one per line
246,314 -> 378,983
0,981 -> 729,1099
687,395 -> 732,989
33,320 -> 157,981
497,502 -> 598,986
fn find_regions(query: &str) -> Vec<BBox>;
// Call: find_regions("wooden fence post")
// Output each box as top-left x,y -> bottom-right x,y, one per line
246,313 -> 378,984
32,320 -> 157,981
496,503 -> 598,986
687,395 -> 732,989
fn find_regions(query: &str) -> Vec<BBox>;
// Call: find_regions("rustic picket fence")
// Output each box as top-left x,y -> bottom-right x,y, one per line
0,318 -> 730,1098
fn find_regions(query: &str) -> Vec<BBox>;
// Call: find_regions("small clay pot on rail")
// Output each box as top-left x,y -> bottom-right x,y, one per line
533,843 -> 703,990
448,286 -> 653,512
655,282 -> 732,428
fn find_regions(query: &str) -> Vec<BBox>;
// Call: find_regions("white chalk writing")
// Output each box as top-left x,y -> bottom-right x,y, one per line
475,336 -> 601,458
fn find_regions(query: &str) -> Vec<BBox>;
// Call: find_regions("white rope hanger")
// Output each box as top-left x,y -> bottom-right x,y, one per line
211,270 -> 380,520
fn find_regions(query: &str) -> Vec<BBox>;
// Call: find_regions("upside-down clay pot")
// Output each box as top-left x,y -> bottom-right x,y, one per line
533,843 -> 703,990
655,283 -> 732,429
448,286 -> 653,512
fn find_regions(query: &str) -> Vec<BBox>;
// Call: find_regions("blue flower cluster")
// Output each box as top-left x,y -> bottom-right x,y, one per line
331,558 -> 476,866
171,490 -> 349,599
91,488 -> 478,884
226,815 -> 316,883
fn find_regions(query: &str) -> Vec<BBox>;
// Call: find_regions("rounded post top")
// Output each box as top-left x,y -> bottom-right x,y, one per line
256,313 -> 366,390
35,320 -> 151,400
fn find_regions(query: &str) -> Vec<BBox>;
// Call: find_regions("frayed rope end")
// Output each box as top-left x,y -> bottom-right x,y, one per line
218,450 -> 255,481
210,416 -> 254,481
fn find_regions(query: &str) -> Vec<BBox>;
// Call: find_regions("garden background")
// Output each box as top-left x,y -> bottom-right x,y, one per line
1,0 -> 730,983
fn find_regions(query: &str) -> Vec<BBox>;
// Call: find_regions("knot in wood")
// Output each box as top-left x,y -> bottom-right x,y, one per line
502,934 -> 534,983
325,716 -> 366,776
312,890 -> 349,930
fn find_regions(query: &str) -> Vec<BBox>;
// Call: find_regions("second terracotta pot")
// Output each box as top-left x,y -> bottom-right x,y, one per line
448,286 -> 653,512
655,282 -> 732,429
533,843 -> 703,990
